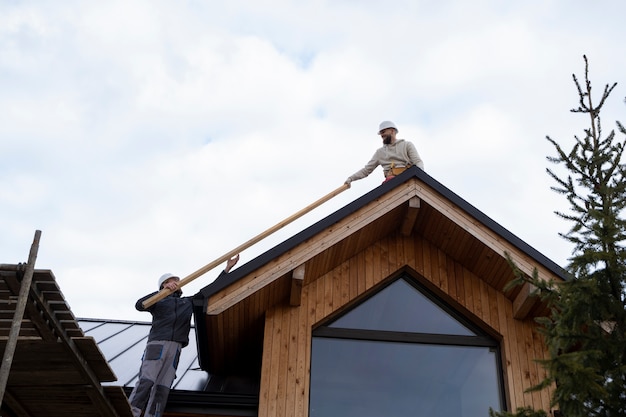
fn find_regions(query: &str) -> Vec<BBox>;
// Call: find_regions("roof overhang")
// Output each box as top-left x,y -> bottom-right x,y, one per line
193,167 -> 568,374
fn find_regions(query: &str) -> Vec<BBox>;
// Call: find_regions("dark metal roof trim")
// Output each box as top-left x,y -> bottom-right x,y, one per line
198,167 -> 568,302
122,387 -> 258,416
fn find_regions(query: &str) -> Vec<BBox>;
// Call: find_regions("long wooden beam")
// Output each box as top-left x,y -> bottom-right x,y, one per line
207,182 -> 418,315
143,183 -> 350,308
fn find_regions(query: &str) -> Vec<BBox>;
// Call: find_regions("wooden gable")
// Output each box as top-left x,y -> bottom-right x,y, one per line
194,167 -> 567,415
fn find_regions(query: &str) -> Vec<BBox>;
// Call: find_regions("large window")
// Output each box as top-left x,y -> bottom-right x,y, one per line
310,276 -> 505,417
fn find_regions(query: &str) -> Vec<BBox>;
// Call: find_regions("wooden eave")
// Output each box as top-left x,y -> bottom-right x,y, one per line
194,167 -> 568,374
0,265 -> 132,417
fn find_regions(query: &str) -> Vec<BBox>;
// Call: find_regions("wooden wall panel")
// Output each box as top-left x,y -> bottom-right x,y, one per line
258,233 -> 554,417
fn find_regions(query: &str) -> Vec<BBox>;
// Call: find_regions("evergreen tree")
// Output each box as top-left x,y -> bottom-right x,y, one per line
494,56 -> 626,417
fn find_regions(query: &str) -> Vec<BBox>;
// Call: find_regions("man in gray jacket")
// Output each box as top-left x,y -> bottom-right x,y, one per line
345,120 -> 424,185
128,254 -> 240,417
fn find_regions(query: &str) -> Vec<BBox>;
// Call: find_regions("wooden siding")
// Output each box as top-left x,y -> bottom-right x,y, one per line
258,233 -> 554,417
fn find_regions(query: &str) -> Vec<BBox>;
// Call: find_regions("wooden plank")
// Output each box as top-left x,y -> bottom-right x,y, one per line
332,268 -> 342,319
422,240 -> 436,287
463,268 -> 474,315
1,389 -> 30,417
275,306 -> 290,417
345,257 -> 356,302
525,319 -> 543,410
214,312 -> 225,369
380,237 -> 391,279
507,303 -> 526,409
258,310 -> 274,417
313,279 -> 325,325
294,286 -> 309,417
517,317 -> 535,407
446,257 -> 458,302
268,308 -> 282,417
284,305 -> 299,417
340,261 -> 350,310
487,284 -> 501,333
437,247 -> 448,293
73,337 -> 117,381
480,280 -> 490,325
323,272 -> 333,318
454,261 -> 465,305
496,292 -> 514,410
403,233 -> 416,275
533,326 -> 552,411
421,239 -> 432,284
1,275 -> 58,342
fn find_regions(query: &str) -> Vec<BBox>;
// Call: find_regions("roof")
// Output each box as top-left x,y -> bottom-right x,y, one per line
78,317 -> 259,416
0,265 -> 132,417
77,317 -> 206,390
192,166 -> 569,374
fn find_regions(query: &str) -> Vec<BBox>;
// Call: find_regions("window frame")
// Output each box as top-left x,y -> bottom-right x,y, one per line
310,274 -> 508,414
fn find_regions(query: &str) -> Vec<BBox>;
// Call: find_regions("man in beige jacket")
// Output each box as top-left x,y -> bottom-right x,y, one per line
345,120 -> 424,185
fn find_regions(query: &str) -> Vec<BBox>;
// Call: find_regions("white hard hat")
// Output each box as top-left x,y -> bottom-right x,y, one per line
378,120 -> 398,133
158,273 -> 179,289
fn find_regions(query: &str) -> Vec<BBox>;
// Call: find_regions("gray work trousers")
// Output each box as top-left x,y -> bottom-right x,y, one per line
128,340 -> 182,417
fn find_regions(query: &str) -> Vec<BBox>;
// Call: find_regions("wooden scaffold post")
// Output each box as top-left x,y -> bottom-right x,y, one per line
0,230 -> 42,404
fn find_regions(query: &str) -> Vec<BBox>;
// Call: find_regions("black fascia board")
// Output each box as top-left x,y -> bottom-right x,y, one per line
123,387 -> 258,416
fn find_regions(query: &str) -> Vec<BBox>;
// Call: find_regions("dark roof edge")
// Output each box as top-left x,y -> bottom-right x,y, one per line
77,317 -> 153,326
122,387 -> 258,416
198,167 -> 570,301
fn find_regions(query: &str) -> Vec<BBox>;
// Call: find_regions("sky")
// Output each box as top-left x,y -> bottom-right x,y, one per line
2,0 -> 625,322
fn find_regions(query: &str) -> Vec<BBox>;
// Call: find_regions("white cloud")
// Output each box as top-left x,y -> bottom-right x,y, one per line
2,0 -> 625,321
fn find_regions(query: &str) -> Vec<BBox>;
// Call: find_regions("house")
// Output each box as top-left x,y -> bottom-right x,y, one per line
78,317 -> 259,416
184,166 -> 566,417
3,166 -> 567,416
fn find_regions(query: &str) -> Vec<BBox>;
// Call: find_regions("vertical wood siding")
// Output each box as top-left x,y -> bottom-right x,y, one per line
258,233 -> 553,417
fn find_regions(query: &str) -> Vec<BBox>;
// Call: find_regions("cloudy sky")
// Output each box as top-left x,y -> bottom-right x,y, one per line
2,1 -> 625,322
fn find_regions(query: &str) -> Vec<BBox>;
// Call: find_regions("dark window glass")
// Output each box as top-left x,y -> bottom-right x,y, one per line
329,279 -> 475,336
310,276 -> 504,417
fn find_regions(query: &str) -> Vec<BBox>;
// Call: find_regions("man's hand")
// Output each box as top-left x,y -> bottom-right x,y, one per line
225,254 -> 240,273
163,280 -> 179,292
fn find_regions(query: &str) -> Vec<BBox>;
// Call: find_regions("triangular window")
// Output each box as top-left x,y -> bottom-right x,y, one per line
328,278 -> 476,336
310,275 -> 505,417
